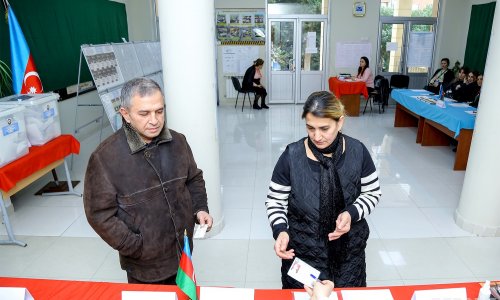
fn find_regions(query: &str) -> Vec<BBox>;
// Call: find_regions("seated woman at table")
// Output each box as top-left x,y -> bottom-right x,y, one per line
353,56 -> 374,93
424,58 -> 455,94
469,73 -> 483,108
453,71 -> 480,103
446,66 -> 469,97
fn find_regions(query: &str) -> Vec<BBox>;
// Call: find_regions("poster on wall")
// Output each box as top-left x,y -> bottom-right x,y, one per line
216,9 -> 266,43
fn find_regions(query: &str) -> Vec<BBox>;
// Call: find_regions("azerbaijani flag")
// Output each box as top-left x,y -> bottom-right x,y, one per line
8,4 -> 43,94
176,231 -> 197,300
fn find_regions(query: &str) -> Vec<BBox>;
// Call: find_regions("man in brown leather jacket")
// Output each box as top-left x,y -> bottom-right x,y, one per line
83,77 -> 212,284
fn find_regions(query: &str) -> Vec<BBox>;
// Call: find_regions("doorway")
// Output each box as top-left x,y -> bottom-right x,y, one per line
267,17 -> 327,104
377,17 -> 437,89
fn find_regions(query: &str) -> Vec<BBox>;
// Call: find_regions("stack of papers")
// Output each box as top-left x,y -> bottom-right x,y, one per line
341,289 -> 394,300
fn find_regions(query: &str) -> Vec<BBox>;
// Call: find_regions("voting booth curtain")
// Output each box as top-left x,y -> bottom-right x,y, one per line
463,2 -> 496,74
0,0 -> 128,93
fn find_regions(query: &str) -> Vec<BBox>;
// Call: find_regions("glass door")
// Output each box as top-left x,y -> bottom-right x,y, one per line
378,17 -> 436,89
269,19 -> 296,103
268,17 -> 327,104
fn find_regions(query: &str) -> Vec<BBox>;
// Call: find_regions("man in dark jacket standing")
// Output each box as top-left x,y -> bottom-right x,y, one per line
84,77 -> 212,284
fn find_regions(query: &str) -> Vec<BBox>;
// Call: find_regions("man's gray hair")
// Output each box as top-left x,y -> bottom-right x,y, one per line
120,77 -> 163,109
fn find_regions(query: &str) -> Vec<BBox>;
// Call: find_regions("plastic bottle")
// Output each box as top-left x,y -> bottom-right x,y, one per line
478,280 -> 491,300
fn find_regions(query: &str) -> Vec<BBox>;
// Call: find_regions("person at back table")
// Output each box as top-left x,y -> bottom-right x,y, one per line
83,77 -> 213,284
469,73 -> 483,108
454,71 -> 480,103
243,58 -> 269,110
424,58 -> 455,94
446,66 -> 470,97
353,56 -> 374,93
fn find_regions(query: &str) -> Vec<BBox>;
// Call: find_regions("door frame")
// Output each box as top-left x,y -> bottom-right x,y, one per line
267,14 -> 329,104
377,16 -> 437,88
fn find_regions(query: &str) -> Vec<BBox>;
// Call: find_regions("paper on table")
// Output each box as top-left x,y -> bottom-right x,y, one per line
411,287 -> 466,300
448,103 -> 470,107
200,287 -> 254,300
293,291 -> 338,300
122,291 -> 177,300
0,287 -> 34,300
465,110 -> 477,115
341,289 -> 394,300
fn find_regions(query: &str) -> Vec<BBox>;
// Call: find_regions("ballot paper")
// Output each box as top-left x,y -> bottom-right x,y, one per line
199,286 -> 254,300
193,224 -> 208,239
449,103 -> 470,107
122,291 -> 177,300
287,257 -> 321,288
293,291 -> 338,300
411,287 -> 466,300
341,289 -> 394,300
0,288 -> 34,300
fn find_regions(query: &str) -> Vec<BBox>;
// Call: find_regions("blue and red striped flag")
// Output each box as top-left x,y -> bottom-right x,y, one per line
7,4 -> 43,94
176,231 -> 197,300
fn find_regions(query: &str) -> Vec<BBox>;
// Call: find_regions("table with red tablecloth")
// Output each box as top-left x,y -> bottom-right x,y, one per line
0,277 -> 485,300
0,135 -> 80,246
328,77 -> 369,117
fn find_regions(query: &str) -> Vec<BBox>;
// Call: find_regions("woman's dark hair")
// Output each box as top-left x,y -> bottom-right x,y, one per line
301,91 -> 345,121
254,58 -> 264,66
441,58 -> 450,67
357,56 -> 369,77
460,66 -> 470,75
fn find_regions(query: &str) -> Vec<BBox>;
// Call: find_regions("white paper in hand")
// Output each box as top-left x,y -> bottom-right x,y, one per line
287,257 -> 321,288
193,224 -> 208,239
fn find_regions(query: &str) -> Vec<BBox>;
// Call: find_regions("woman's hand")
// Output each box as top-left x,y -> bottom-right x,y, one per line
274,232 -> 295,259
304,280 -> 335,300
328,211 -> 352,241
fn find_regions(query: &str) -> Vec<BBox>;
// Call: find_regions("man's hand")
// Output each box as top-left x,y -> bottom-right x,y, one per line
328,211 -> 352,241
274,232 -> 295,259
304,280 -> 335,300
196,211 -> 213,232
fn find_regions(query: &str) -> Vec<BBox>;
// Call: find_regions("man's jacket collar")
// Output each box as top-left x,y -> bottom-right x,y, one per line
123,121 -> 172,154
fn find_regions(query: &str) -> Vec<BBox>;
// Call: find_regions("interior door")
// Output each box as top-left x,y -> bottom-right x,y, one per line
378,18 -> 436,89
297,19 -> 326,104
269,19 -> 296,104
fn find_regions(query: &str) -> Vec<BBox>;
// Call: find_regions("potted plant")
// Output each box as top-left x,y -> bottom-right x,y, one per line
0,59 -> 12,97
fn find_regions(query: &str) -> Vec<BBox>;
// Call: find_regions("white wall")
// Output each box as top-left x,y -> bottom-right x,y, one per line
329,0 -> 381,76
112,0 -> 157,41
434,0 -> 496,72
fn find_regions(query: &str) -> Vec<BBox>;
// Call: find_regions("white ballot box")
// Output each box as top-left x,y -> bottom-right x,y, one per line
0,93 -> 61,145
0,105 -> 29,168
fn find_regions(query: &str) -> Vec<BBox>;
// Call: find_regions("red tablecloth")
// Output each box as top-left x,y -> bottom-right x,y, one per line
329,77 -> 368,99
0,135 -> 80,192
0,277 -> 484,300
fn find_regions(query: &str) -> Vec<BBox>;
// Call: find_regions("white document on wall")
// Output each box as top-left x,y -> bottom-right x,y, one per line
0,287 -> 34,300
200,286 -> 254,300
407,31 -> 434,68
122,291 -> 177,300
222,46 -> 259,75
335,42 -> 371,68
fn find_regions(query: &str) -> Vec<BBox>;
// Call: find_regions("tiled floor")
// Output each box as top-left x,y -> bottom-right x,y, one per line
1,103 -> 499,289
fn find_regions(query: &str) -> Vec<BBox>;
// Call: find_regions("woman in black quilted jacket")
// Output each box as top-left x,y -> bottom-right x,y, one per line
265,91 -> 382,288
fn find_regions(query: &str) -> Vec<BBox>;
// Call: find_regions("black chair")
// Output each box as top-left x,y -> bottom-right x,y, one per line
364,75 -> 388,114
390,74 -> 410,90
231,77 -> 255,112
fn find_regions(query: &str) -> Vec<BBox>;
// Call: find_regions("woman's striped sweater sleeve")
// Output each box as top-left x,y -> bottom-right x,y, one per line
266,148 -> 291,239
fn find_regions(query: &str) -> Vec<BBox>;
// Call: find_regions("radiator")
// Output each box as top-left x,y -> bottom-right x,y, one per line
225,77 -> 241,98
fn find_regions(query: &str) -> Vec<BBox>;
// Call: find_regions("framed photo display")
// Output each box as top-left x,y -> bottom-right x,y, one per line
353,2 -> 366,17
